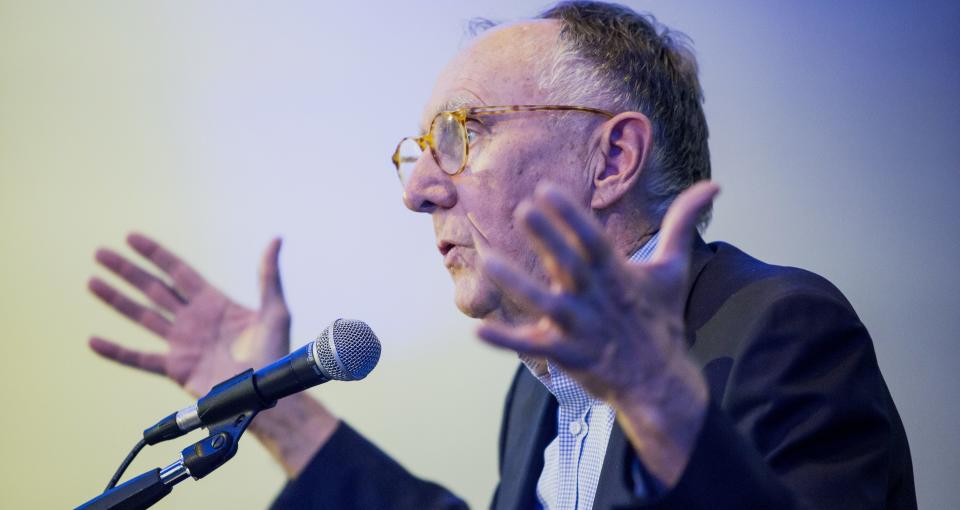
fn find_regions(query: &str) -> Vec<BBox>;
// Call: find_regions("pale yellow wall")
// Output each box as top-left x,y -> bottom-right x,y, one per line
1,1 -> 958,508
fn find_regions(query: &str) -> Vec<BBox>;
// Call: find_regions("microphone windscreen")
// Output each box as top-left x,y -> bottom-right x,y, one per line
315,319 -> 381,381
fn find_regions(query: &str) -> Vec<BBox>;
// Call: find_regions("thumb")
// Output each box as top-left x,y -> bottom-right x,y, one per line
653,181 -> 720,265
259,237 -> 286,310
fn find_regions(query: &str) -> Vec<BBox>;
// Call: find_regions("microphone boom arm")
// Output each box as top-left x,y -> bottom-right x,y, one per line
77,407 -> 260,510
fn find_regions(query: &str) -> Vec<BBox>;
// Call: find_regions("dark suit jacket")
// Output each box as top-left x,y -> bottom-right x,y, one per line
271,239 -> 915,509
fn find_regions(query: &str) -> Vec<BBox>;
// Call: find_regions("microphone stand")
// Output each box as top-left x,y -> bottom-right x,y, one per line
75,409 -> 259,510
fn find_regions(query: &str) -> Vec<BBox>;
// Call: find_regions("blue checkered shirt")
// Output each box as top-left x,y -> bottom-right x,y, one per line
522,232 -> 659,510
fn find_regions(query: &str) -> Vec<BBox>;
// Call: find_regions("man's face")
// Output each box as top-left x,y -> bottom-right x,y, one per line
402,21 -> 597,320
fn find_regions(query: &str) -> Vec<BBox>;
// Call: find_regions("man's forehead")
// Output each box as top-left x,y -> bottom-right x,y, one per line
419,20 -> 561,128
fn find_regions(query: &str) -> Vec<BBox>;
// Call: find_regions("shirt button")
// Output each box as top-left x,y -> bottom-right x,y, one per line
568,421 -> 583,436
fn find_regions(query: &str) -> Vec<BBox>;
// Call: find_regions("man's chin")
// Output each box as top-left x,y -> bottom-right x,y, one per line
452,275 -> 500,319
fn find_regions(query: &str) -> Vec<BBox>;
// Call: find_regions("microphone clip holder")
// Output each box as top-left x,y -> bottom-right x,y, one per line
76,408 -> 260,510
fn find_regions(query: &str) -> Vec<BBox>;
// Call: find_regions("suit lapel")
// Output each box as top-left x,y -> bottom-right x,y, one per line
495,370 -> 557,510
683,236 -> 716,346
592,424 -> 636,509
684,235 -> 714,308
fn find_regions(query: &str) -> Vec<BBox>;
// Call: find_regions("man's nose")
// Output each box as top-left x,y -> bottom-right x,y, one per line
402,155 -> 457,213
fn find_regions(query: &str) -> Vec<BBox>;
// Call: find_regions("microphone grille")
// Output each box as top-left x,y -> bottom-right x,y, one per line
315,319 -> 381,381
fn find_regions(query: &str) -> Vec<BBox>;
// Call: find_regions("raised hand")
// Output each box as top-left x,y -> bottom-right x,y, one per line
476,181 -> 720,486
88,234 -> 291,399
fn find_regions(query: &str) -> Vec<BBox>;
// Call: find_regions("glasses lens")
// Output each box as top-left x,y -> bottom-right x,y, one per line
432,113 -> 466,175
395,137 -> 423,186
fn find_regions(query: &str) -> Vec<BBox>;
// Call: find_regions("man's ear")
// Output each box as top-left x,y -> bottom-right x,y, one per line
590,112 -> 654,210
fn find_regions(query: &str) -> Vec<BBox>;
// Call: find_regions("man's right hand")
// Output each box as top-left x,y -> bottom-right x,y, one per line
88,233 -> 291,399
88,233 -> 337,478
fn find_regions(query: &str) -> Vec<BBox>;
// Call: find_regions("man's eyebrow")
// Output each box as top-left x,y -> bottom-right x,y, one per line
437,97 -> 477,113
419,96 -> 483,134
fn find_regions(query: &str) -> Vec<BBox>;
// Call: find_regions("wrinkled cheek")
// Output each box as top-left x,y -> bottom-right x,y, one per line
460,178 -> 528,256
463,141 -> 544,237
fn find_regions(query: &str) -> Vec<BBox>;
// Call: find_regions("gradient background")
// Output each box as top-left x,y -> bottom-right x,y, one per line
1,1 -> 957,508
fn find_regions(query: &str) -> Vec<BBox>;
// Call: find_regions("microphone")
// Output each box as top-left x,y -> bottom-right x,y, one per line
143,318 -> 381,445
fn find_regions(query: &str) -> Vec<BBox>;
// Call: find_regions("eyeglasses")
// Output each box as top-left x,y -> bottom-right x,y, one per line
391,105 -> 614,186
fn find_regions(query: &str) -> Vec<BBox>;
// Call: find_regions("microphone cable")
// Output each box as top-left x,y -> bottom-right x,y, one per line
103,438 -> 147,491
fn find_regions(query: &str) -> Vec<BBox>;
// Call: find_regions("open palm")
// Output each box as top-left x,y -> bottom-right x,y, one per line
88,234 -> 291,399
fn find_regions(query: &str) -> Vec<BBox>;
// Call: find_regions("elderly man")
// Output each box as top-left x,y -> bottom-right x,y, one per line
88,2 -> 915,509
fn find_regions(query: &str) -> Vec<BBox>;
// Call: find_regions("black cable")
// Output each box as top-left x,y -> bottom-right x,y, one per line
104,438 -> 147,492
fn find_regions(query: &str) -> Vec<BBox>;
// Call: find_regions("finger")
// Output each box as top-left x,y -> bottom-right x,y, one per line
516,200 -> 591,291
536,184 -> 615,268
259,237 -> 286,310
88,277 -> 173,338
127,233 -> 207,299
476,321 -> 562,359
89,337 -> 167,376
652,181 -> 720,264
481,253 -> 577,328
95,248 -> 185,313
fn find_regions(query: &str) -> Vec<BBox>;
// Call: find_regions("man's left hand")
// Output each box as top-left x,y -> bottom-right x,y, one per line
477,180 -> 720,487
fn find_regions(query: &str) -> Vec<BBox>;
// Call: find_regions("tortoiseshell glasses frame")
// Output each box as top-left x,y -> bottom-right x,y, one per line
391,105 -> 614,185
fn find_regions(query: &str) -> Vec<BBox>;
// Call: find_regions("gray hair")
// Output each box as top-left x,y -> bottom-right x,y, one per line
539,1 -> 711,226
471,2 -> 712,226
